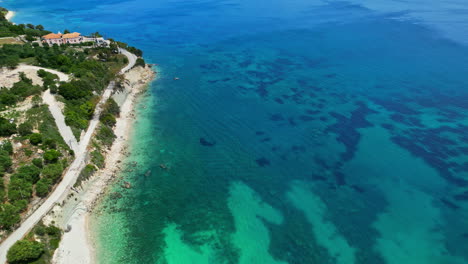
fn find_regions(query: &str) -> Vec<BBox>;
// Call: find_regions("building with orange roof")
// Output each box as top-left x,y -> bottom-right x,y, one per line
42,32 -> 84,45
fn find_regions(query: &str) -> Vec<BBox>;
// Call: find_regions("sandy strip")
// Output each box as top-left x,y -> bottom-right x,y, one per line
5,11 -> 15,22
52,65 -> 155,264
0,64 -> 69,88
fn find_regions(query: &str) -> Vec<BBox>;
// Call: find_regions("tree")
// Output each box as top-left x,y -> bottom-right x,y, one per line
7,240 -> 44,264
103,98 -> 120,116
100,113 -> 116,127
0,150 -> 12,176
42,163 -> 63,182
16,165 -> 41,183
35,178 -> 52,197
29,133 -> 43,145
0,117 -> 16,136
135,57 -> 145,67
18,122 -> 33,136
32,158 -> 43,168
43,149 -> 61,163
25,35 -> 35,42
0,203 -> 20,230
35,25 -> 44,31
7,176 -> 33,203
58,81 -> 92,100
63,29 -> 70,34
0,140 -> 13,154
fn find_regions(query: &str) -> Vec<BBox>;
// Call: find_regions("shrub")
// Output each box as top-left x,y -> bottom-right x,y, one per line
0,150 -> 12,175
100,113 -> 116,127
103,98 -> 120,116
34,225 -> 46,236
7,240 -> 44,264
45,225 -> 61,237
29,133 -> 43,145
44,139 -> 57,149
18,122 -> 33,136
91,150 -> 105,168
42,163 -> 63,182
32,158 -> 43,168
35,178 -> 52,197
43,149 -> 61,163
8,176 -> 33,201
0,117 -> 16,136
0,140 -> 13,155
16,165 -> 41,183
135,57 -> 145,67
0,203 -> 20,230
75,164 -> 96,187
96,124 -> 115,146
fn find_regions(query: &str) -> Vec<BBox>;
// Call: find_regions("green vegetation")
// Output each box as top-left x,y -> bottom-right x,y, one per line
7,240 -> 44,264
43,149 -> 61,163
0,117 -> 16,136
0,103 -> 69,230
29,133 -> 43,145
91,150 -> 105,169
135,57 -> 146,68
0,149 -> 12,176
75,164 -> 96,187
6,222 -> 62,264
0,203 -> 20,230
96,123 -> 116,147
41,163 -> 64,183
0,9 -> 49,39
26,105 -> 68,149
0,7 -> 147,248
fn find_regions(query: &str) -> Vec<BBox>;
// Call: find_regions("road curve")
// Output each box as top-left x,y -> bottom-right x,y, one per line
0,49 -> 137,263
119,48 -> 137,74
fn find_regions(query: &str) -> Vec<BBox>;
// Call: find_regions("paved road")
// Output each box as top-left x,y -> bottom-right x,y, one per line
0,49 -> 137,263
119,48 -> 137,74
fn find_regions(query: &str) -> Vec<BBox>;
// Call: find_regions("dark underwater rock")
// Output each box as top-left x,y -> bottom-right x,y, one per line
200,137 -> 216,146
256,157 -> 271,167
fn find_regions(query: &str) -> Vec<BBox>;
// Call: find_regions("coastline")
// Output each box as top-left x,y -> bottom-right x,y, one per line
51,65 -> 156,264
5,11 -> 15,21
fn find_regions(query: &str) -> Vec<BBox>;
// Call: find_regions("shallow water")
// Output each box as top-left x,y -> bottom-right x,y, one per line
4,0 -> 468,263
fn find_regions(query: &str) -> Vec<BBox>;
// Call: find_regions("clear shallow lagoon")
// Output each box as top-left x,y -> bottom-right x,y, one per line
4,0 -> 468,263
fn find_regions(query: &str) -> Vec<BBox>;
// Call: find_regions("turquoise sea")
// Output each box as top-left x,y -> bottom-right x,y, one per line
4,0 -> 468,263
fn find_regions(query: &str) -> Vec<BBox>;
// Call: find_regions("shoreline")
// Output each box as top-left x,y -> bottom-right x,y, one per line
5,11 -> 15,21
51,65 -> 156,264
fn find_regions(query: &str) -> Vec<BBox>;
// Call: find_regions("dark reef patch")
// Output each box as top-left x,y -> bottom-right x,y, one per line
256,157 -> 271,167
351,185 -> 366,193
454,191 -> 468,201
326,102 -> 377,162
270,113 -> 285,121
274,98 -> 285,104
441,198 -> 460,210
200,137 -> 216,146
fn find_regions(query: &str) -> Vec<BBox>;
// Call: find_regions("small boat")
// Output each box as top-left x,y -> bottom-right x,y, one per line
174,77 -> 180,80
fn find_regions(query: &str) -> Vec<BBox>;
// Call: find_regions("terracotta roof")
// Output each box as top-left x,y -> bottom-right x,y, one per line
62,32 -> 81,39
42,33 -> 62,40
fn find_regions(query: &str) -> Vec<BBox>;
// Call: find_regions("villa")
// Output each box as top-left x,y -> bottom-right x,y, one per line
42,32 -> 84,45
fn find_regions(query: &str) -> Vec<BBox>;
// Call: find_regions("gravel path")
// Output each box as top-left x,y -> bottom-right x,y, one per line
42,90 -> 79,153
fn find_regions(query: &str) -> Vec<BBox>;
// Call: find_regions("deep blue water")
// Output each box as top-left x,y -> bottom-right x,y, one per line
4,0 -> 468,263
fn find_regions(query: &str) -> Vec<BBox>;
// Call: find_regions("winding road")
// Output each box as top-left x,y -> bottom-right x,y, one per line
0,49 -> 136,263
